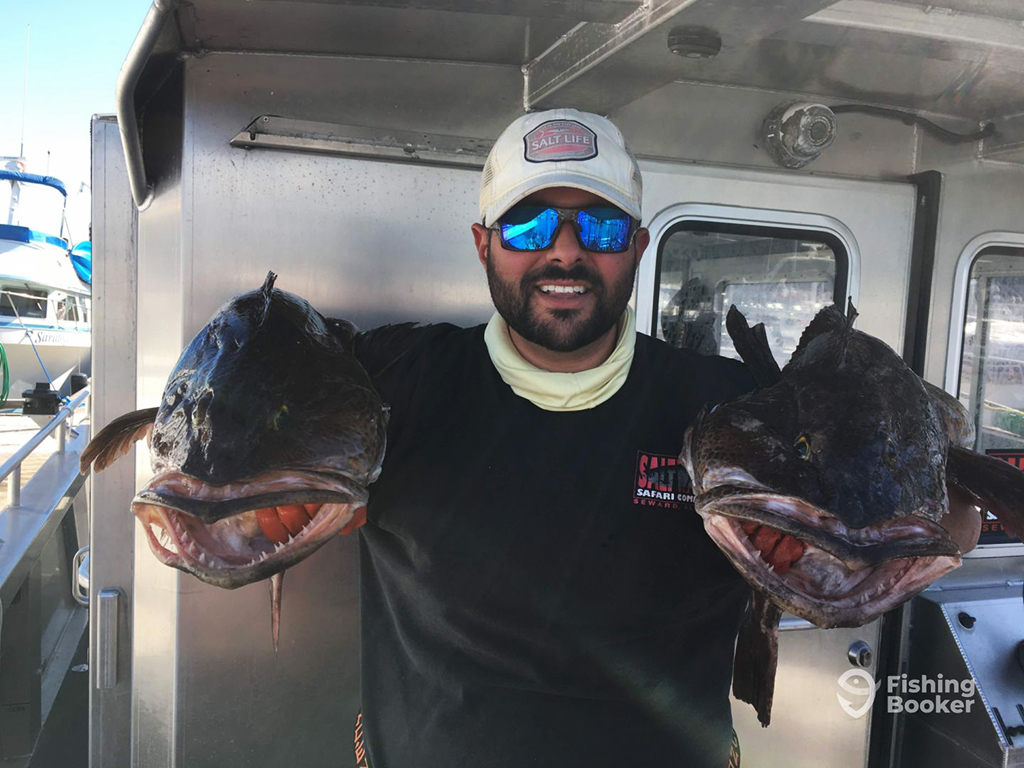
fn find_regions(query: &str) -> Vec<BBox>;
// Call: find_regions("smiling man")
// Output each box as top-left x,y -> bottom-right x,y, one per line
352,109 -> 755,768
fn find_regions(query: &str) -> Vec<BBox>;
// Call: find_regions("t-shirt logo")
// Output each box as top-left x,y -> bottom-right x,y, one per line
524,120 -> 598,163
634,451 -> 695,508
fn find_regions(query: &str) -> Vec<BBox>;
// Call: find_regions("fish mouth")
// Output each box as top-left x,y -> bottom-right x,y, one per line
132,470 -> 367,589
697,485 -> 961,628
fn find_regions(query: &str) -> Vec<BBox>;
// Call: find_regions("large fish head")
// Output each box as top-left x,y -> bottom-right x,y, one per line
128,273 -> 386,588
683,363 -> 960,628
785,332 -> 950,528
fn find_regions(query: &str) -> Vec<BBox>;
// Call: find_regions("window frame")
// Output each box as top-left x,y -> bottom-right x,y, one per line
638,203 -> 857,343
943,232 -> 1024,557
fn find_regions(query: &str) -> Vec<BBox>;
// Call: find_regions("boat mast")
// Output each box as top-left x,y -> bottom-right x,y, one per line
20,25 -> 30,160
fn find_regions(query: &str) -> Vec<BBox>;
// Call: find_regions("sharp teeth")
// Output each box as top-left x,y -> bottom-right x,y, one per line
198,552 -> 209,566
260,552 -> 269,561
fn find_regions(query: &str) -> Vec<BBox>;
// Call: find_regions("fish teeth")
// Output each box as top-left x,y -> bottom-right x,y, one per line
198,552 -> 209,566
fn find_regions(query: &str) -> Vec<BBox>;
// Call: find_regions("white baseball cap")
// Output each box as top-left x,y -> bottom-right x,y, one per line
479,108 -> 643,227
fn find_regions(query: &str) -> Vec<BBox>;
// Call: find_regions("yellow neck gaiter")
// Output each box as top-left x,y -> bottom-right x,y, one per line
483,306 -> 637,412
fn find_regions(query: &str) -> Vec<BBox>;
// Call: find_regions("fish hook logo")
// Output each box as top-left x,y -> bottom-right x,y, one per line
837,669 -> 881,719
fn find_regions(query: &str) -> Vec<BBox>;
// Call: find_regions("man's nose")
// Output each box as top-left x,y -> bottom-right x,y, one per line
545,221 -> 584,263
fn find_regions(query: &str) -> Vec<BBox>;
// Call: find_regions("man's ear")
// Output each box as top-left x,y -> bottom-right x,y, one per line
471,223 -> 490,268
634,227 -> 651,268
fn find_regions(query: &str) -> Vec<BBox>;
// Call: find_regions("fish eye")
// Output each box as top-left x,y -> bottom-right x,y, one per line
794,434 -> 811,459
270,405 -> 289,431
882,438 -> 898,468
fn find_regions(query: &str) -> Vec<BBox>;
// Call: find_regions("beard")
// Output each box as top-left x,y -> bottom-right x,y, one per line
486,248 -> 637,353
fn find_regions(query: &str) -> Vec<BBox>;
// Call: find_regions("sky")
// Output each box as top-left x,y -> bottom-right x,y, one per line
0,0 -> 153,241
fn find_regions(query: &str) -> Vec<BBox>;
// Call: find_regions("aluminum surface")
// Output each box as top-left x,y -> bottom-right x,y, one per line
89,115 -> 139,768
525,0 -> 839,112
190,0 -> 575,63
901,589 -> 1024,767
732,622 -> 882,767
251,0 -> 639,22
777,0 -> 1024,73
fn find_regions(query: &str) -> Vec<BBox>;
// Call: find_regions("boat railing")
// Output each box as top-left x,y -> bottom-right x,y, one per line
0,387 -> 91,760
0,387 -> 89,508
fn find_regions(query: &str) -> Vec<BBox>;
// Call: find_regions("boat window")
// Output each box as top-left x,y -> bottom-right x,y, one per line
956,245 -> 1024,545
654,221 -> 846,366
0,287 -> 47,319
57,295 -> 81,323
957,246 -> 1024,454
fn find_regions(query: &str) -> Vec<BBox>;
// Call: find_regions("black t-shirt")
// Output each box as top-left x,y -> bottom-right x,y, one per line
354,324 -> 755,768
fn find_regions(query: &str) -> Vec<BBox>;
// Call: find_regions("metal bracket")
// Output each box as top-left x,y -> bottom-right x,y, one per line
230,115 -> 492,168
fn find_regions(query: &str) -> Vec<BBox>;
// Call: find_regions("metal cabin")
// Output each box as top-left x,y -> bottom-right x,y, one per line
87,1 -> 1024,766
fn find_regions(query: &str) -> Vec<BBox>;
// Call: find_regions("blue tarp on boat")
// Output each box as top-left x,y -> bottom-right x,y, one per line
0,170 -> 68,197
70,241 -> 91,285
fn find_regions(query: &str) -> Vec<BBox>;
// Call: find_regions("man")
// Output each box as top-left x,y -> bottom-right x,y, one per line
353,108 -> 754,768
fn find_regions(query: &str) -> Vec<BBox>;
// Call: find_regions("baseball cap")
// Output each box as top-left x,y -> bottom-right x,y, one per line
479,108 -> 643,227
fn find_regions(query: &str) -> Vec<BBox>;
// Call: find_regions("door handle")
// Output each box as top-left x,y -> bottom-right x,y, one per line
72,545 -> 89,606
96,588 -> 123,689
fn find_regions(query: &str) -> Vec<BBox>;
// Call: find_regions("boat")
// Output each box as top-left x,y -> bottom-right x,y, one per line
0,159 -> 91,403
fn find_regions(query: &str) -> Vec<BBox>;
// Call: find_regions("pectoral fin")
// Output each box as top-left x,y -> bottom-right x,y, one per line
732,590 -> 783,728
946,445 -> 1024,541
80,407 -> 159,474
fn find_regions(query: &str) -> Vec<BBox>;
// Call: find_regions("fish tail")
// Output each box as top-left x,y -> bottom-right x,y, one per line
732,591 -> 783,727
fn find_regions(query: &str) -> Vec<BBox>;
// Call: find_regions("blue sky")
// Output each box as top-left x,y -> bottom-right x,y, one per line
1,0 -> 153,238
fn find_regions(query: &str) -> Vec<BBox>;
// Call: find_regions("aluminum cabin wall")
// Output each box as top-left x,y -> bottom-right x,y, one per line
614,80 -> 922,180
129,52 -> 522,768
919,136 -> 1024,390
90,115 -> 138,768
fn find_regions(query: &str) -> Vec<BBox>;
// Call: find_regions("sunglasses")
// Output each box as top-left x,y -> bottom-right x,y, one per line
492,204 -> 638,253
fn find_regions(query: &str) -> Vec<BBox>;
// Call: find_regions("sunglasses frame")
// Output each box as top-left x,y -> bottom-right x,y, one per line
490,205 -> 640,254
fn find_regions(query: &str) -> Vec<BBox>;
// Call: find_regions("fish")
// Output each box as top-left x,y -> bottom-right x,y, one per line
681,301 -> 1024,726
81,272 -> 387,649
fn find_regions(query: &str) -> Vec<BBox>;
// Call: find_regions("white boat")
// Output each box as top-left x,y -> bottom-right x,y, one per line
0,160 -> 90,402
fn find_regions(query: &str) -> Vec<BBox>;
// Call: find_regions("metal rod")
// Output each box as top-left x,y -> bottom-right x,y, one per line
58,421 -> 66,454
115,0 -> 182,209
0,388 -> 89,490
8,465 -> 20,508
19,25 -> 30,160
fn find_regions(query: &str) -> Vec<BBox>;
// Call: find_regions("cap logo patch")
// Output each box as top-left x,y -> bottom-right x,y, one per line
524,120 -> 598,163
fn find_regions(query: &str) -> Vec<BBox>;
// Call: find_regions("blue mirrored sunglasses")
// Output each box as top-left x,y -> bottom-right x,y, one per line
493,205 -> 638,253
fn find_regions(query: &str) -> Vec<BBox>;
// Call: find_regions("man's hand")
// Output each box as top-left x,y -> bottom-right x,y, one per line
942,484 -> 983,555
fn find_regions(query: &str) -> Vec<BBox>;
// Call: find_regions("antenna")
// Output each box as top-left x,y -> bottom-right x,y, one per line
20,25 -> 30,159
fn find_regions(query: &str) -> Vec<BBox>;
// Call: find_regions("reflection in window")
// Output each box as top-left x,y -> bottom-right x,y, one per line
57,295 -> 81,323
0,286 -> 47,319
655,223 -> 843,366
958,247 -> 1024,452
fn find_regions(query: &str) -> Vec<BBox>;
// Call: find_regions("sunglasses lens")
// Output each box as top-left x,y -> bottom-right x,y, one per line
577,207 -> 633,252
500,206 -> 560,251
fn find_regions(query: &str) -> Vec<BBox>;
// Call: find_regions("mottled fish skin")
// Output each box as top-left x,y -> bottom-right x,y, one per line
82,273 -> 388,593
684,305 -> 960,624
150,282 -> 384,497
